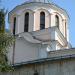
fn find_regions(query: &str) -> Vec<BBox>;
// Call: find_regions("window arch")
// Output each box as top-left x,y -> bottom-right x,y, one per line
24,12 -> 29,32
40,12 -> 45,30
55,15 -> 59,28
13,17 -> 16,35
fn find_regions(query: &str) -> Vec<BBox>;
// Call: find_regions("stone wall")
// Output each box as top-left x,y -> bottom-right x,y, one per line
1,57 -> 75,75
1,48 -> 75,75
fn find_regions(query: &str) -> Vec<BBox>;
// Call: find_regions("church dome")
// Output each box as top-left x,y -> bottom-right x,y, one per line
9,1 -> 69,33
8,0 -> 69,49
22,0 -> 51,3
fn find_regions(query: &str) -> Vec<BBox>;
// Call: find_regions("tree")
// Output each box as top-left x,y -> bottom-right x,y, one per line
0,9 -> 5,32
0,9 -> 14,72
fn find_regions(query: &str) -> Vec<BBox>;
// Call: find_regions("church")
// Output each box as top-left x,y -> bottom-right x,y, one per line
7,0 -> 75,75
8,0 -> 71,64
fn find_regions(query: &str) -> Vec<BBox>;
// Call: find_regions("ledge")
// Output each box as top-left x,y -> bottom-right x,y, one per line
48,48 -> 75,58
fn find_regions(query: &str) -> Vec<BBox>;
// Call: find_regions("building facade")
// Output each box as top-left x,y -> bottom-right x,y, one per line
8,0 -> 71,64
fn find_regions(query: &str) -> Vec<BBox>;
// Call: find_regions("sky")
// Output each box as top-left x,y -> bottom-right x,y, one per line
0,0 -> 75,47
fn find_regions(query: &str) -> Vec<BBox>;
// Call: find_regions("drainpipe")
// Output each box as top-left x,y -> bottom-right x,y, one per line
12,35 -> 16,65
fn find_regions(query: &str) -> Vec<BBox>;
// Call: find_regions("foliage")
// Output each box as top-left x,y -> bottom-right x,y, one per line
0,25 -> 15,72
0,9 -> 15,72
0,9 -> 5,33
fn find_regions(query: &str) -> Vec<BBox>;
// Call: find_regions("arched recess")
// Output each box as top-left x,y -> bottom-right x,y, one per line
55,15 -> 59,28
24,12 -> 29,32
40,12 -> 45,30
23,9 -> 34,32
53,12 -> 64,19
53,12 -> 67,37
34,8 -> 50,14
34,8 -> 51,31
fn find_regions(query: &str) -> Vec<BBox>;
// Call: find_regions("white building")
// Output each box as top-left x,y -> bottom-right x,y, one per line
8,0 -> 71,65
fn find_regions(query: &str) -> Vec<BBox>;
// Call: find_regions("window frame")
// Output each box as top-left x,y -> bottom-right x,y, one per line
55,15 -> 59,28
40,12 -> 45,30
24,12 -> 29,32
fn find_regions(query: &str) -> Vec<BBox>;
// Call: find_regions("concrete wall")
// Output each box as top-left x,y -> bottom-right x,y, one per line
1,58 -> 75,75
8,37 -> 40,64
8,37 -> 49,64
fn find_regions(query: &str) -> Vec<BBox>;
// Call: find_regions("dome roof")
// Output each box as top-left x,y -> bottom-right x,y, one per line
8,1 -> 69,19
8,0 -> 69,25
25,0 -> 50,3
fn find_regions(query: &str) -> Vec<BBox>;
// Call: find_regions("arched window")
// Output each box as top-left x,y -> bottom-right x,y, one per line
55,15 -> 59,28
13,17 -> 16,35
40,12 -> 45,30
24,12 -> 29,32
